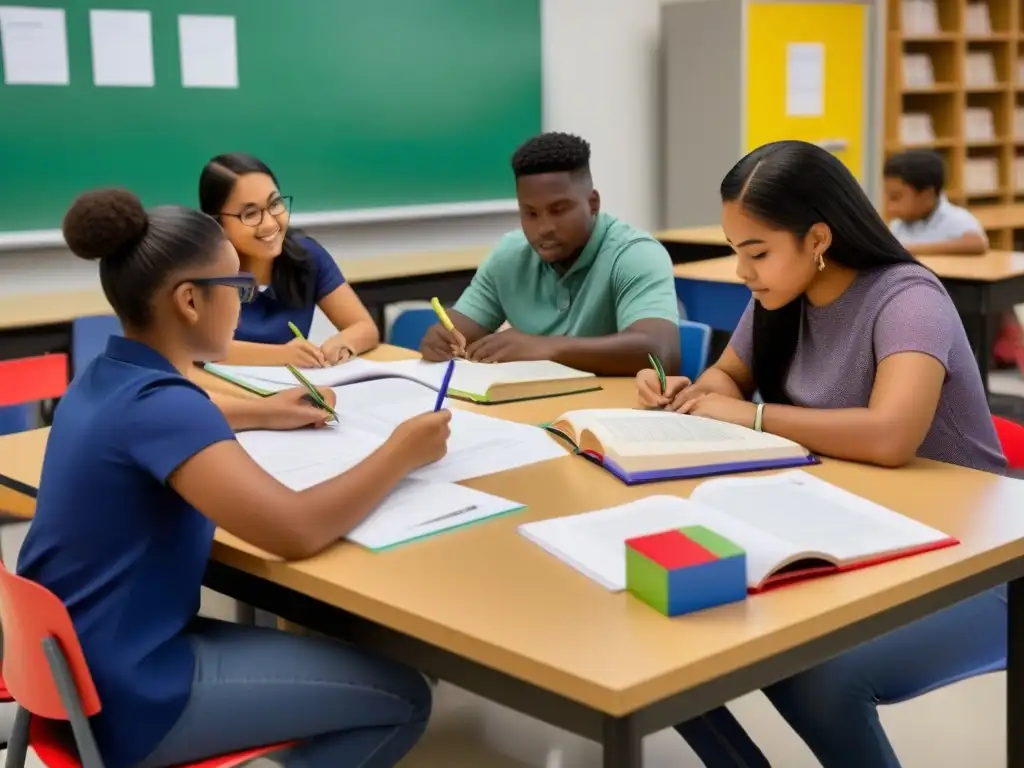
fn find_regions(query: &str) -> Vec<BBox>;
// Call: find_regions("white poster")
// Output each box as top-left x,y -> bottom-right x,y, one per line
90,9 -> 154,87
786,42 -> 824,117
0,5 -> 69,85
178,14 -> 238,89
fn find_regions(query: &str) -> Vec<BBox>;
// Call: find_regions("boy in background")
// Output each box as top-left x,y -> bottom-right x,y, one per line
884,149 -> 988,255
885,149 -> 1023,371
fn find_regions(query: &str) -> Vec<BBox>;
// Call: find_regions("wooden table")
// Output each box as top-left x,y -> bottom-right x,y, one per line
3,350 -> 1024,766
0,248 -> 489,364
668,247 -> 1024,395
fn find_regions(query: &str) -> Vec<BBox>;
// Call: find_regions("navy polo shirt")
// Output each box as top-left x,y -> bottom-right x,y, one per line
235,235 -> 346,343
17,337 -> 235,768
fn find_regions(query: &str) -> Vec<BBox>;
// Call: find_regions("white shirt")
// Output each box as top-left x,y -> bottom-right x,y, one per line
889,195 -> 985,245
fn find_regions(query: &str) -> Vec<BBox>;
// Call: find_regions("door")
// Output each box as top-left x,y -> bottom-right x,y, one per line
744,2 -> 868,181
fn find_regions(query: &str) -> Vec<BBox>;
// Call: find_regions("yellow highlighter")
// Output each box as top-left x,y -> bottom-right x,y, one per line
429,297 -> 455,331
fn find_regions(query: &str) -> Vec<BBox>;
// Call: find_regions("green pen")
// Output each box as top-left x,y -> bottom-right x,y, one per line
285,364 -> 339,421
287,321 -> 305,340
648,353 -> 667,395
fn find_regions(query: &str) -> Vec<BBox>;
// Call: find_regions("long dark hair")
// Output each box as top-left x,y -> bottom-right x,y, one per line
720,141 -> 917,404
198,152 -> 313,308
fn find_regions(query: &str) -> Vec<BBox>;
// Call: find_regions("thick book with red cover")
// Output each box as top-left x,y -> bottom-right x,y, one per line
518,470 -> 957,594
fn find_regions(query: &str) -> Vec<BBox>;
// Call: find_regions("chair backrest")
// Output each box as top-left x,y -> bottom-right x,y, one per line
993,416 -> 1024,470
679,320 -> 712,382
0,564 -> 100,719
0,355 -> 68,408
72,315 -> 122,378
389,307 -> 439,352
0,406 -> 33,436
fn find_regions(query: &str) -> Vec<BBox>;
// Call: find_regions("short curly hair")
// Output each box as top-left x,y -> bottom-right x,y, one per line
511,132 -> 591,178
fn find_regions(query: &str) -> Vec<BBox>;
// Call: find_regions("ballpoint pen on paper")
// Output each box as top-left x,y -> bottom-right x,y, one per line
433,359 -> 455,412
648,353 -> 667,395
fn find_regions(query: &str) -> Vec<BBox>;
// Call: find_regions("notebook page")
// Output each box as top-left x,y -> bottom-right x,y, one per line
333,379 -> 568,482
205,358 -> 392,388
518,496 -> 792,591
691,471 -> 950,563
565,409 -> 796,456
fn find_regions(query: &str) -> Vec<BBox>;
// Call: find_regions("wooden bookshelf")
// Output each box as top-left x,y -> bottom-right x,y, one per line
885,0 -> 1024,248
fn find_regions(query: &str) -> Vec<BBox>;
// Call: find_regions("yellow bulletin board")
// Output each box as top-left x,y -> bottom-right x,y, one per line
745,3 -> 867,181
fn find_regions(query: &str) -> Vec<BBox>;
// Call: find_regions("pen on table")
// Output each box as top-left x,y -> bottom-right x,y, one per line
433,359 -> 455,412
648,353 -> 667,395
285,364 -> 339,422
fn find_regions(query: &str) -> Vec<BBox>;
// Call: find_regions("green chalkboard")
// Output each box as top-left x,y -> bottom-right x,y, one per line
0,0 -> 542,232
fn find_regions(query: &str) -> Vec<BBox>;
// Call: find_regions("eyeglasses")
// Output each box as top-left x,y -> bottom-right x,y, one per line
182,272 -> 259,303
221,196 -> 292,228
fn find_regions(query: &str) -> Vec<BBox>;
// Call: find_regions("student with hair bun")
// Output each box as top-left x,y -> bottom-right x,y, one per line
16,189 -> 449,768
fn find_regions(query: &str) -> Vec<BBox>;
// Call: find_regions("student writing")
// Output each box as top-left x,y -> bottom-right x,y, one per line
198,153 -> 379,367
420,132 -> 680,375
17,189 -> 452,768
884,149 -> 988,255
635,141 -> 1007,768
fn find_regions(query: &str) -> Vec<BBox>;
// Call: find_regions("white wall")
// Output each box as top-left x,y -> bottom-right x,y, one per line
0,0 -> 665,298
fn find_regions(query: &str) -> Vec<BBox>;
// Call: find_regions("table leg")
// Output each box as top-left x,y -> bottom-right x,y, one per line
603,715 -> 642,768
972,294 -> 992,398
1008,577 -> 1024,767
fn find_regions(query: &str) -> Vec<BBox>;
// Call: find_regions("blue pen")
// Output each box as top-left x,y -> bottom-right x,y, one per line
433,359 -> 456,412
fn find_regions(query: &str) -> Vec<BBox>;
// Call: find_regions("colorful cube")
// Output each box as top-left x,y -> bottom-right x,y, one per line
626,525 -> 746,617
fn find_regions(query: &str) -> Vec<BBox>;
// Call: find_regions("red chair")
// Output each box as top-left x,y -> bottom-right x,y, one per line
0,355 -> 68,408
0,564 -> 295,768
993,415 -> 1024,470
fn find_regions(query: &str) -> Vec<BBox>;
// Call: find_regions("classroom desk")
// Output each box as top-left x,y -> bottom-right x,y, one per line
669,250 -> 1024,395
0,248 -> 489,364
3,352 -> 1024,767
654,226 -> 734,264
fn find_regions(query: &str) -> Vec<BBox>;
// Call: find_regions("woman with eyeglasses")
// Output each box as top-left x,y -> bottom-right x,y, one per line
17,187 -> 451,768
199,153 -> 379,367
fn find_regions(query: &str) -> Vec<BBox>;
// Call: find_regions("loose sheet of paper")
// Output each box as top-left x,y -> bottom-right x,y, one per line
178,14 -> 237,88
786,42 -> 824,117
89,10 -> 154,87
0,6 -> 69,85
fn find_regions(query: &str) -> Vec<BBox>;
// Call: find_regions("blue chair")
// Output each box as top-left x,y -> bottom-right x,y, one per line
679,319 -> 712,382
389,307 -> 440,352
0,407 -> 32,436
71,315 -> 122,378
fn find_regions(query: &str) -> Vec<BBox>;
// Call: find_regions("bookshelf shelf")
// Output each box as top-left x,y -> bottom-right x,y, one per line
885,0 -> 1024,248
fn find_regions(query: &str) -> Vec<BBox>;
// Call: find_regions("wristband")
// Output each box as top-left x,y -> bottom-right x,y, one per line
753,403 -> 765,432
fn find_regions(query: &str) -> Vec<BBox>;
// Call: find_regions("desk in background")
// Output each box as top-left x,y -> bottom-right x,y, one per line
0,247 -> 490,366
3,346 -> 1024,767
662,227 -> 1024,394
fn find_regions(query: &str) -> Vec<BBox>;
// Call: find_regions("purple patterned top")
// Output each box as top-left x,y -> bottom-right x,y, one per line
729,262 -> 1007,474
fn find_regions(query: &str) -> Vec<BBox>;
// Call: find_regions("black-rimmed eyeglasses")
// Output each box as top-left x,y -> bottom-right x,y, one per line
221,196 -> 292,228
182,272 -> 259,303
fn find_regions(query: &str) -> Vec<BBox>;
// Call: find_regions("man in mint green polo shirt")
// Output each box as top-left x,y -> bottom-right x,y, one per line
420,132 -> 680,376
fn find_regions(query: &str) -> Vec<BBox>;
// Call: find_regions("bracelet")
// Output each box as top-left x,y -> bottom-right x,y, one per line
753,402 -> 765,432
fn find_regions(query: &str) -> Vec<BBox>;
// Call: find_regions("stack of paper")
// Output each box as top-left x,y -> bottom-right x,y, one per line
236,378 -> 568,549
965,107 -> 995,142
964,2 -> 992,35
900,113 -> 936,145
901,0 -> 940,35
965,51 -> 997,87
964,157 -> 1000,194
902,53 -> 935,88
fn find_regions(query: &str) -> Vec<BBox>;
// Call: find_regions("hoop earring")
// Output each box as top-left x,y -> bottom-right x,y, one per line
815,252 -> 826,271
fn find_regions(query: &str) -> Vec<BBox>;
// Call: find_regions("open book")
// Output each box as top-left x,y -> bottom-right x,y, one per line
518,471 -> 958,592
547,408 -> 817,483
205,357 -> 599,404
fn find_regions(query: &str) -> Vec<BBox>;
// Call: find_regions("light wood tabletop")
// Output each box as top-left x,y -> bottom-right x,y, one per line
655,225 -> 729,246
672,251 -> 1024,284
3,346 -> 1024,718
0,248 -> 490,332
